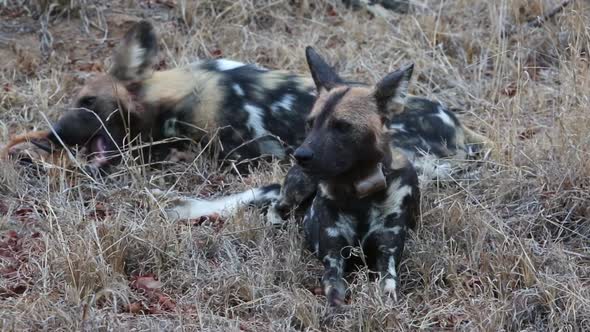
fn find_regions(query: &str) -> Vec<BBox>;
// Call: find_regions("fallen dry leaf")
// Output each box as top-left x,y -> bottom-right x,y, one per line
0,230 -> 43,298
182,213 -> 226,231
14,207 -> 38,224
131,275 -> 163,292
75,62 -> 104,72
128,275 -> 176,314
126,302 -> 148,314
88,202 -> 110,221
211,49 -> 223,58
502,82 -> 517,97
518,126 -> 542,140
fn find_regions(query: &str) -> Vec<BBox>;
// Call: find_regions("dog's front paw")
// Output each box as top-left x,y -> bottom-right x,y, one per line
324,279 -> 347,307
381,277 -> 399,302
265,203 -> 286,226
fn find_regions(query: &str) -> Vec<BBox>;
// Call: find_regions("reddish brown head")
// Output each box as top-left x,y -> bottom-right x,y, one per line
294,47 -> 413,182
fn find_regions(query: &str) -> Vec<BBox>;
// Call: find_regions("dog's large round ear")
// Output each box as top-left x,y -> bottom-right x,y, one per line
305,46 -> 344,92
110,20 -> 158,82
373,63 -> 414,118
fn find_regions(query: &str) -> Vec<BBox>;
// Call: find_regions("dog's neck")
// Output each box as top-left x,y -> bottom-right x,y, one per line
353,162 -> 387,198
125,82 -> 147,115
121,81 -> 164,140
320,148 -> 393,200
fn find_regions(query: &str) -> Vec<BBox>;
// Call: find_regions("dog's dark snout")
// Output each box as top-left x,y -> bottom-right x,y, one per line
294,147 -> 314,165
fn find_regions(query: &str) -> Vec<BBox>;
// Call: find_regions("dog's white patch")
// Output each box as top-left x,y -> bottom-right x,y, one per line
129,44 -> 146,69
271,94 -> 295,113
266,202 -> 285,226
244,104 -> 285,157
304,204 -> 320,253
308,204 -> 316,220
383,278 -> 397,294
389,123 -> 407,132
324,214 -> 356,242
323,255 -> 343,274
361,180 -> 412,245
319,183 -> 335,200
162,118 -> 177,137
413,154 -> 454,183
244,104 -> 267,132
232,84 -> 245,96
164,187 -> 279,221
325,227 -> 340,238
383,256 -> 398,294
382,179 -> 413,217
392,70 -> 411,105
388,256 -> 397,279
215,59 -> 246,71
335,214 -> 356,244
435,106 -> 456,127
390,225 -> 402,235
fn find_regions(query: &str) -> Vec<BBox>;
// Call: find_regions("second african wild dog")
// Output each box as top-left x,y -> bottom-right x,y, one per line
163,47 -> 491,305
292,47 -> 420,305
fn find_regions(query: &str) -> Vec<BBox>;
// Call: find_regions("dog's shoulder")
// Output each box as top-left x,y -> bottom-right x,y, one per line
374,151 -> 420,228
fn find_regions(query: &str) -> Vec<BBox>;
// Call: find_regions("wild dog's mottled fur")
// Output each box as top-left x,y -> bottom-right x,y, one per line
164,47 -> 460,306
2,21 -> 316,170
289,47 -> 419,305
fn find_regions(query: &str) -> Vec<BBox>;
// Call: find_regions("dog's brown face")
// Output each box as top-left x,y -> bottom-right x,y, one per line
45,21 -> 158,167
48,75 -> 140,166
294,47 -> 413,180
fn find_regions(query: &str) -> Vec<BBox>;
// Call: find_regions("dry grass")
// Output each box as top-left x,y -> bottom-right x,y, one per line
1,0 -> 589,330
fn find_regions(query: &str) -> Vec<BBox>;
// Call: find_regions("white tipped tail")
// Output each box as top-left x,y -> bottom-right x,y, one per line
160,185 -> 281,221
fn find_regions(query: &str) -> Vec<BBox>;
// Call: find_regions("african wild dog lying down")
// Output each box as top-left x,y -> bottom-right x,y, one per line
164,47 -> 419,305
162,47 -> 490,305
2,20 -> 487,179
2,20 -> 315,171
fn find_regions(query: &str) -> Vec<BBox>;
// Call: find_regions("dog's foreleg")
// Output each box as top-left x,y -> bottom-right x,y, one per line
272,164 -> 318,219
363,217 -> 408,301
319,217 -> 355,306
304,200 -> 352,306
321,251 -> 348,306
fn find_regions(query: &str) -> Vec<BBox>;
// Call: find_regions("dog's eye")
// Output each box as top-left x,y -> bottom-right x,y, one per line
78,96 -> 97,109
331,120 -> 352,133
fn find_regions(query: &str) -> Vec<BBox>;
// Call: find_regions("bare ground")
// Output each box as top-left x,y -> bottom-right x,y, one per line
0,0 -> 589,331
